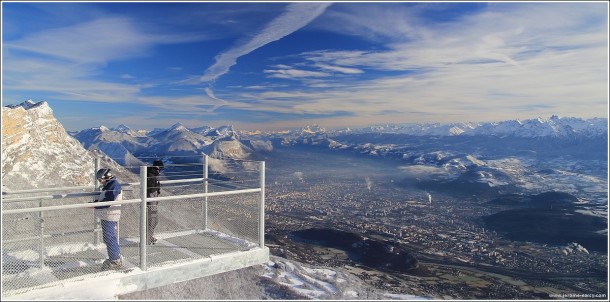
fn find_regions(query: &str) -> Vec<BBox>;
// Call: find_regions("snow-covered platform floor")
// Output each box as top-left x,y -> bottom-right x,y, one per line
2,230 -> 269,299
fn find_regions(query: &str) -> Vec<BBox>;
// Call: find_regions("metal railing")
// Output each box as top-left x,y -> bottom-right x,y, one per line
1,155 -> 265,297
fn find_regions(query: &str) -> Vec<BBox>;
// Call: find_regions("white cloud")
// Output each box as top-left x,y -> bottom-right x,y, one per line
314,63 -> 363,74
313,3 -> 421,43
138,94 -> 222,114
3,56 -> 141,103
200,2 -> 332,83
197,2 -> 331,115
264,68 -> 330,79
172,75 -> 205,86
5,17 -> 200,64
204,87 -> 229,112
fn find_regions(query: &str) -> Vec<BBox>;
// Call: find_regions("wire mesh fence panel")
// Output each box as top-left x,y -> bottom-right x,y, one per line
142,193 -> 260,267
2,206 -> 112,296
142,196 -> 202,270
207,193 -> 260,246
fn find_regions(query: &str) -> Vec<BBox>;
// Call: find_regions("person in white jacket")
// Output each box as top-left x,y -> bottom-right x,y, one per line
94,168 -> 123,270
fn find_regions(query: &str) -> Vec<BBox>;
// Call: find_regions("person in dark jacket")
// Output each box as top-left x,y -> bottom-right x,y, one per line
146,160 -> 164,245
94,168 -> 123,270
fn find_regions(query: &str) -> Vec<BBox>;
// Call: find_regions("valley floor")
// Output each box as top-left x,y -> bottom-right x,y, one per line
261,147 -> 608,300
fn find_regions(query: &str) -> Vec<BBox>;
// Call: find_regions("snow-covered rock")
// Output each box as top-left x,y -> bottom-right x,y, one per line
2,100 -> 94,189
203,136 -> 253,160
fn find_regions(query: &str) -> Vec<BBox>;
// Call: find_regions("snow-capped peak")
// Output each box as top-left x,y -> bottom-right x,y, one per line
7,99 -> 39,109
6,100 -> 54,117
170,123 -> 188,131
112,124 -> 132,133
21,99 -> 38,109
301,124 -> 326,134
208,125 -> 236,138
2,100 -> 94,189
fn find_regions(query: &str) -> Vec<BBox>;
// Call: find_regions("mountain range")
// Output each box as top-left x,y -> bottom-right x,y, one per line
72,121 -> 273,166
70,109 -> 607,167
235,114 -> 608,144
312,115 -> 608,138
5,99 -> 607,196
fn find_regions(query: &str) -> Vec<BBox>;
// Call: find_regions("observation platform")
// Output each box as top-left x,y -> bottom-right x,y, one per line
2,156 -> 268,299
4,231 -> 269,299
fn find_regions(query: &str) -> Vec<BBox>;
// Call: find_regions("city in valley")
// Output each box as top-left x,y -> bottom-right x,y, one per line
260,146 -> 608,300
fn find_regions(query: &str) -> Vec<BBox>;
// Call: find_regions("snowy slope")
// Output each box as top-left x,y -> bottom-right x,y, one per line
2,101 -> 143,191
202,136 -> 253,159
7,255 -> 430,300
121,256 -> 430,300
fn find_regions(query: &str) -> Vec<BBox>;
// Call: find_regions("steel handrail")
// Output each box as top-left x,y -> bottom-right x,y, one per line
1,185 -> 94,195
2,188 -> 261,215
1,179 -> 232,203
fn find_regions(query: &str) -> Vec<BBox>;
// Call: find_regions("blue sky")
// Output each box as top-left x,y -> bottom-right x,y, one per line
2,1 -> 608,131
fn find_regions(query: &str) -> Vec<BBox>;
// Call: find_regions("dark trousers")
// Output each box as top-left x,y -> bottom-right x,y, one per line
147,192 -> 159,243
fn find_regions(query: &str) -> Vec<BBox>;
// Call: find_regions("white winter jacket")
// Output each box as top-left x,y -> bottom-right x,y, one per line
94,178 -> 122,222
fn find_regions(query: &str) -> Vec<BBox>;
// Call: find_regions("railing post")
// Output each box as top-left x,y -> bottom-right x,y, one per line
139,166 -> 148,271
258,161 -> 265,248
39,200 -> 45,269
203,154 -> 209,231
93,157 -> 101,244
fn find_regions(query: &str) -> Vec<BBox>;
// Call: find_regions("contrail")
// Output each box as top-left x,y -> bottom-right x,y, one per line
201,2 -> 331,83
204,87 -> 228,112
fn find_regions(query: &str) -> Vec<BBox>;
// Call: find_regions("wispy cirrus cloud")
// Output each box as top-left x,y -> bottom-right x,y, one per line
314,63 -> 364,74
3,55 -> 141,103
264,67 -> 330,79
138,94 -> 221,113
199,2 -> 332,113
200,2 -> 332,83
6,17 -> 204,64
